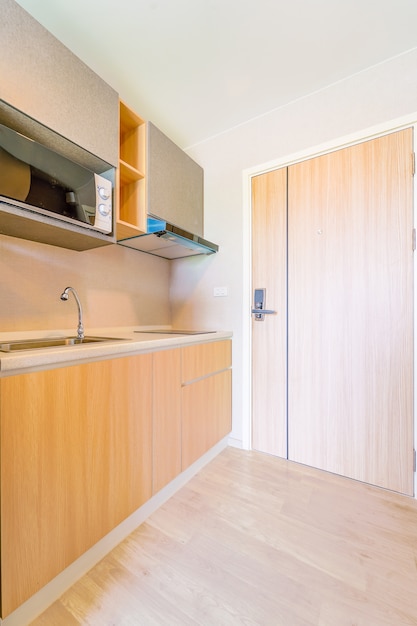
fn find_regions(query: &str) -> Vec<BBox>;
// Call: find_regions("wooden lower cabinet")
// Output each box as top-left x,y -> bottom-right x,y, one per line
152,349 -> 182,494
152,341 -> 232,486
0,354 -> 152,617
181,340 -> 232,470
182,369 -> 232,470
0,340 -> 232,617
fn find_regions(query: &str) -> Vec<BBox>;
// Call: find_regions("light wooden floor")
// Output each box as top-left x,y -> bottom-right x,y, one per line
31,447 -> 417,626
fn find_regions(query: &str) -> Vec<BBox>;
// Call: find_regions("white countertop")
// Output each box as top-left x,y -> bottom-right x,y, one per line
0,327 -> 232,375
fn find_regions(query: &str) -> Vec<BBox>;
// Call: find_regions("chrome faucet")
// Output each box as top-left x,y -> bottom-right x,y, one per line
60,286 -> 84,339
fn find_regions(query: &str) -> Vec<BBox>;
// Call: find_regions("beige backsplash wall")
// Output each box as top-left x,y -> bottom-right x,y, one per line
0,234 -> 171,332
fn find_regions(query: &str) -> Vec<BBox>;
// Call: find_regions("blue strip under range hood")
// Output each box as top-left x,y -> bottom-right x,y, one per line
118,217 -> 219,259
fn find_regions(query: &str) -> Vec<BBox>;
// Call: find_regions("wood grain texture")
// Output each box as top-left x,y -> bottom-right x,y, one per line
117,101 -> 147,234
288,129 -> 414,495
251,168 -> 288,457
152,349 -> 182,494
0,355 -> 152,616
119,100 -> 145,172
181,340 -> 232,383
30,447 -> 417,626
181,340 -> 232,471
182,370 -> 232,470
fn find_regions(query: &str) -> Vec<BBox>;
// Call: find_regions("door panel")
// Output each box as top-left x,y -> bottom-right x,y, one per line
287,129 -> 414,495
252,168 -> 287,457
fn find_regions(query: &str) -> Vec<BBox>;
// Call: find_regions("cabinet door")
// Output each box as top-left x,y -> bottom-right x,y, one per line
182,369 -> 232,470
1,1 -> 118,165
181,341 -> 232,471
147,122 -> 203,236
0,354 -> 152,617
152,349 -> 182,493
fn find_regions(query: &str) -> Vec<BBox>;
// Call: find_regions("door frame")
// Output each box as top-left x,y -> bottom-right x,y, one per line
241,113 -> 417,496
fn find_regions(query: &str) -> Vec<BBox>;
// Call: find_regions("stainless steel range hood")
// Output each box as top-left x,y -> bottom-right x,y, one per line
118,217 -> 219,259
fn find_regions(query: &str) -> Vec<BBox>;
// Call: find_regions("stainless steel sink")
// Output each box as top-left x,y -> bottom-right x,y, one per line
0,336 -> 127,352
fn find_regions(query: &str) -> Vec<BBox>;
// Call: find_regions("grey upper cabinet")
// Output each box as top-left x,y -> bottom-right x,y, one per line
0,0 -> 119,251
0,0 -> 118,167
147,122 -> 204,236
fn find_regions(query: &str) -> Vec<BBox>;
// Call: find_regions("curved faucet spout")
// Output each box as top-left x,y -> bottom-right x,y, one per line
60,286 -> 84,339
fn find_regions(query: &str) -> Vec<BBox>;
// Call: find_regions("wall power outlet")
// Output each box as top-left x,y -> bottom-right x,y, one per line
213,286 -> 228,297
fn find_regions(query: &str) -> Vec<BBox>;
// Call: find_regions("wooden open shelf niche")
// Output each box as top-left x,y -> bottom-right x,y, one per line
117,100 -> 147,239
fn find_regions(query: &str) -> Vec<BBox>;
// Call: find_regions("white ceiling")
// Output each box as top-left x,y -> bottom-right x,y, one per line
15,0 -> 417,148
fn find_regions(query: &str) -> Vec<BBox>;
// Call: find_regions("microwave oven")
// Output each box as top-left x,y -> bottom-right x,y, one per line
0,122 -> 113,234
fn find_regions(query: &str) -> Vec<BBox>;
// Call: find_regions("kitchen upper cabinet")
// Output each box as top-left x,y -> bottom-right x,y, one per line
0,0 -> 119,251
181,340 -> 232,470
0,0 -> 118,167
147,121 -> 203,236
0,355 -> 152,617
116,104 -> 204,244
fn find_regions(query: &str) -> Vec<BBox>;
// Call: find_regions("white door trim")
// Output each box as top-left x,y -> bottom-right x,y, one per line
241,112 -> 417,496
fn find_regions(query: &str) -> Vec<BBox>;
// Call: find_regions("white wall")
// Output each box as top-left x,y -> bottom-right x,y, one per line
170,48 -> 417,448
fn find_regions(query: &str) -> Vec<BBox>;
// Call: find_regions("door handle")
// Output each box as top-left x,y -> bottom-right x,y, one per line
252,288 -> 276,321
251,308 -> 276,315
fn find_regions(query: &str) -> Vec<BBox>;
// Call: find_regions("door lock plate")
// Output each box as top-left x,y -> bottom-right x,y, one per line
252,288 -> 276,321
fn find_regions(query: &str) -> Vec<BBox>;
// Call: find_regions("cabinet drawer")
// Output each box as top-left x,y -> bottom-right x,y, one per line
181,340 -> 231,383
